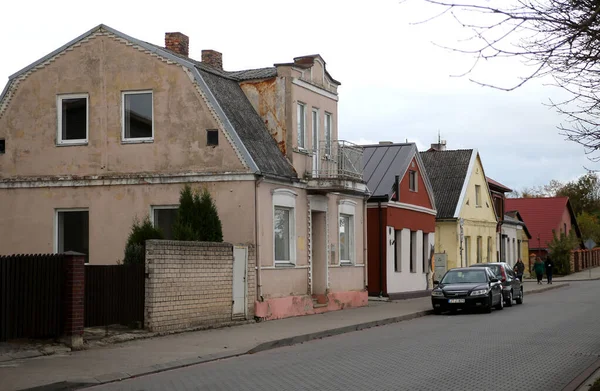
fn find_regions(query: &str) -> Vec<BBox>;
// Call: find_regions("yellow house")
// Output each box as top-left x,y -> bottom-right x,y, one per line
421,146 -> 498,272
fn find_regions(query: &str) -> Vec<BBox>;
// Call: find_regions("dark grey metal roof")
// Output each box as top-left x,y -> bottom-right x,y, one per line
197,68 -> 296,178
420,149 -> 474,219
362,143 -> 416,198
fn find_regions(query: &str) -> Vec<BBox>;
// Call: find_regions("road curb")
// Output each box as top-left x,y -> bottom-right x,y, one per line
562,357 -> 600,391
247,309 -> 434,354
527,283 -> 570,295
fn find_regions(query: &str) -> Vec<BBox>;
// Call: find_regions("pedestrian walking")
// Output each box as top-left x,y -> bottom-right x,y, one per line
545,255 -> 554,284
533,257 -> 544,284
514,258 -> 525,281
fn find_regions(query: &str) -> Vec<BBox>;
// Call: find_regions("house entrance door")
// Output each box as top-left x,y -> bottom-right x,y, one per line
311,210 -> 327,295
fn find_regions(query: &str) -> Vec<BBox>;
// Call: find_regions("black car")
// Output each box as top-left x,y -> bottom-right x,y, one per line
431,267 -> 504,314
469,262 -> 523,306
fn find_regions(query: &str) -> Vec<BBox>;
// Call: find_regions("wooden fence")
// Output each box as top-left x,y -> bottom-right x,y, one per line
84,264 -> 145,328
0,254 -> 66,342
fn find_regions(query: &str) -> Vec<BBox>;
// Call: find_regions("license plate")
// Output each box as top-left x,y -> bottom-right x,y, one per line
448,299 -> 465,304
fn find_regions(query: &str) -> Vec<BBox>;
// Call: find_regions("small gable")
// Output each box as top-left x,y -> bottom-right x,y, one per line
397,157 -> 433,209
457,154 -> 497,223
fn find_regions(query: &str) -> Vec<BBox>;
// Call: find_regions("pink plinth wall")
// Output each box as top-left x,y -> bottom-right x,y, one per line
254,290 -> 368,321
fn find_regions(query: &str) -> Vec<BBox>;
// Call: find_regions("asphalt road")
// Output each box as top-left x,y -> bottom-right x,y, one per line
91,282 -> 600,391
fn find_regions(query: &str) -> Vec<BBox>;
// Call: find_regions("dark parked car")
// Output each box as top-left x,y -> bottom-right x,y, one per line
431,267 -> 503,314
469,262 -> 523,306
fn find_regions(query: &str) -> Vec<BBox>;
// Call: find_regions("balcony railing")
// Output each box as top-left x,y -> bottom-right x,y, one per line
307,140 -> 363,181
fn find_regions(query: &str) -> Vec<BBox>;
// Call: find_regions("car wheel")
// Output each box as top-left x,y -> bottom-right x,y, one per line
495,292 -> 504,310
506,290 -> 513,307
484,294 -> 493,313
516,288 -> 523,305
434,308 -> 442,315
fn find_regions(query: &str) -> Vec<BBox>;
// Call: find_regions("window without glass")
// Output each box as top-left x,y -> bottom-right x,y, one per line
475,185 -> 482,207
153,207 -> 177,240
123,91 -> 153,141
57,94 -> 88,144
339,214 -> 353,263
57,210 -> 89,263
297,103 -> 306,149
274,207 -> 291,262
325,112 -> 332,156
207,129 -> 218,146
409,171 -> 418,192
477,236 -> 482,263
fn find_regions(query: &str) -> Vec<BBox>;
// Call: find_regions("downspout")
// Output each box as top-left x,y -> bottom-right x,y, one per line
255,175 -> 264,301
378,200 -> 383,297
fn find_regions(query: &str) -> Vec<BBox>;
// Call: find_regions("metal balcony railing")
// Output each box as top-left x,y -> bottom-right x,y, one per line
307,140 -> 363,181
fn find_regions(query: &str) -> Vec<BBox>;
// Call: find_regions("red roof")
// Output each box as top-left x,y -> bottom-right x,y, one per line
486,177 -> 512,193
505,197 -> 575,249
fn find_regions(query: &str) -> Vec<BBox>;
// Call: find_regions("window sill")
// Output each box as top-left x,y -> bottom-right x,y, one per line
274,262 -> 296,268
409,189 -> 418,193
121,138 -> 154,144
340,261 -> 353,267
57,141 -> 88,147
294,148 -> 311,156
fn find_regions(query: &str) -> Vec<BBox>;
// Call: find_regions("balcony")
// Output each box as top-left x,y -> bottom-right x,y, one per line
305,140 -> 368,194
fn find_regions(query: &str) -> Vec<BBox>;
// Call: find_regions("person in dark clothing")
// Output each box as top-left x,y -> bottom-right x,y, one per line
545,256 -> 553,284
533,257 -> 545,284
514,259 -> 525,281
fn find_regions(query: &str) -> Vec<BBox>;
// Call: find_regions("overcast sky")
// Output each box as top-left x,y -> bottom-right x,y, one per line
0,0 -> 591,191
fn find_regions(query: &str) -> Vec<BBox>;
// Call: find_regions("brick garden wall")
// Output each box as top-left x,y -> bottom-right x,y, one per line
144,240 -> 255,332
571,249 -> 600,273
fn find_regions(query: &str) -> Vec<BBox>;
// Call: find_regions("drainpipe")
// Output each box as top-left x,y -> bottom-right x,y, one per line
255,176 -> 264,301
378,200 -> 383,297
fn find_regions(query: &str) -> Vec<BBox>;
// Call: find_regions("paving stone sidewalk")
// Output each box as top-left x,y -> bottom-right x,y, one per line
0,281 -> 569,391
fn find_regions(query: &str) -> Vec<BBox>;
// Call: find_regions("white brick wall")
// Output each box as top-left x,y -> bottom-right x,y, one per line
144,240 -> 256,332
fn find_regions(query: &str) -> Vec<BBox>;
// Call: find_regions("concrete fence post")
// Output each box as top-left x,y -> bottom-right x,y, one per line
62,251 -> 85,349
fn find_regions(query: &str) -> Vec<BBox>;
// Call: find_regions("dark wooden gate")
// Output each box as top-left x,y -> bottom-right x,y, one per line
84,264 -> 145,328
0,254 -> 66,341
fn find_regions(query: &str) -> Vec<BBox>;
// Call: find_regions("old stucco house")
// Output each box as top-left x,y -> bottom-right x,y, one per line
0,24 -> 369,320
420,142 -> 498,274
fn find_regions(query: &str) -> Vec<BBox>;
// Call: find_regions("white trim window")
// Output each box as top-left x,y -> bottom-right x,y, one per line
409,170 -> 418,192
324,112 -> 332,157
151,205 -> 178,240
338,200 -> 357,264
57,94 -> 88,145
273,189 -> 297,265
297,102 -> 306,149
55,208 -> 89,263
122,90 -> 154,142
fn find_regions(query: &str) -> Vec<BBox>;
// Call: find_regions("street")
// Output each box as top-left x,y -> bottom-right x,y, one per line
90,281 -> 600,391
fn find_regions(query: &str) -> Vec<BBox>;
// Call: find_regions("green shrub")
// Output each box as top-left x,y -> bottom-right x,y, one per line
548,229 -> 579,275
123,216 -> 164,265
173,184 -> 223,242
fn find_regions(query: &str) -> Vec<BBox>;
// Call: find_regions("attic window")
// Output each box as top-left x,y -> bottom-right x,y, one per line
409,171 -> 418,192
207,129 -> 219,146
0,139 -> 4,154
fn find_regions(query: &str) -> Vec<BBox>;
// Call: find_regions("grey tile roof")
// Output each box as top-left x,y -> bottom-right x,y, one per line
197,68 -> 296,178
362,143 -> 416,198
228,67 -> 277,81
420,149 -> 473,219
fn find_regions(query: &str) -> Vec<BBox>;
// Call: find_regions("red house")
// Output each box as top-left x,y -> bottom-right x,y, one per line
362,142 -> 437,299
505,197 -> 583,258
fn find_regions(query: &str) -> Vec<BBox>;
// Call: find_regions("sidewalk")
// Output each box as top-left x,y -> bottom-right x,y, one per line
0,281 -> 571,391
524,266 -> 600,282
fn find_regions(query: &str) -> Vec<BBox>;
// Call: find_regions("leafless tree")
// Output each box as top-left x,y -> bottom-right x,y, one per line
418,0 -> 600,160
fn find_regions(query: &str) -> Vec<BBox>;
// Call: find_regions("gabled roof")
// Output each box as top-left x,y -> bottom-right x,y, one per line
419,149 -> 474,219
361,143 -> 436,208
487,177 -> 512,193
505,197 -> 582,248
0,24 -> 296,180
505,210 -> 532,239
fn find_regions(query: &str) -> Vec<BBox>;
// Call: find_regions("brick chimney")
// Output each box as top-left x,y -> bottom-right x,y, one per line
165,32 -> 189,56
202,50 -> 223,70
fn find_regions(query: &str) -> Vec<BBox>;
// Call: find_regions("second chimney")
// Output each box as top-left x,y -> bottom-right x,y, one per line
165,32 -> 189,56
202,50 -> 223,70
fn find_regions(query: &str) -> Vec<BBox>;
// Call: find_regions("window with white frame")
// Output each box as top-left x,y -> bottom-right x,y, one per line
338,200 -> 357,264
325,112 -> 332,156
56,209 -> 89,263
57,94 -> 88,144
151,206 -> 178,240
297,103 -> 306,149
123,91 -> 153,141
273,189 -> 297,265
475,185 -> 482,207
409,170 -> 418,192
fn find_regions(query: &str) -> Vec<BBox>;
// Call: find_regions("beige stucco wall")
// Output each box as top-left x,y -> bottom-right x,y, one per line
0,181 -> 256,264
435,220 -> 459,269
0,33 -> 247,179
